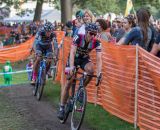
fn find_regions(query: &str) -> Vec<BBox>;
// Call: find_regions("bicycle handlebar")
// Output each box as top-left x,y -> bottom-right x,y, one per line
76,71 -> 97,78
75,71 -> 102,86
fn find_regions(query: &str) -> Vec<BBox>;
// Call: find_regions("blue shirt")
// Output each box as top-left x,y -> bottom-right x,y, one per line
124,26 -> 154,51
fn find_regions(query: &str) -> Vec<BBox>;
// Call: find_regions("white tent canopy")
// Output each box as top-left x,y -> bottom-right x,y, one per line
3,9 -> 61,23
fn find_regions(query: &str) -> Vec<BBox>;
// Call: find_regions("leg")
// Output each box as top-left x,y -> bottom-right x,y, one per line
57,73 -> 75,120
84,62 -> 94,87
46,44 -> 53,73
60,77 -> 74,105
31,43 -> 42,84
4,78 -> 7,85
32,56 -> 41,80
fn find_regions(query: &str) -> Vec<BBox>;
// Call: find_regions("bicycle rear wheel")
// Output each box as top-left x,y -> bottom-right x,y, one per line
36,68 -> 46,101
71,87 -> 87,130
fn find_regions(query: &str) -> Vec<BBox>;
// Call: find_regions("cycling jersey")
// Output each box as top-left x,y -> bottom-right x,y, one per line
35,28 -> 58,58
72,34 -> 101,58
36,28 -> 57,46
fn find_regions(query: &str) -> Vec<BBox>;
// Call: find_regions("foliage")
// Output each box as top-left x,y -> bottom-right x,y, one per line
52,0 -> 160,18
1,0 -> 160,19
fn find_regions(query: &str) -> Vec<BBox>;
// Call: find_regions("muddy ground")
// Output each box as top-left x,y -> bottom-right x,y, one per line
0,84 -> 92,130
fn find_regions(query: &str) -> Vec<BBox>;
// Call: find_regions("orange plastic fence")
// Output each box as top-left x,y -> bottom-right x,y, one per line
1,31 -> 160,130
0,37 -> 34,63
138,48 -> 160,130
56,37 -> 160,130
0,31 -> 65,63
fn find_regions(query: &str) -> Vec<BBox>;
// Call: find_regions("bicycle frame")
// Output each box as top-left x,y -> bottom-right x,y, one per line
33,56 -> 47,101
70,70 -> 97,130
38,58 -> 46,83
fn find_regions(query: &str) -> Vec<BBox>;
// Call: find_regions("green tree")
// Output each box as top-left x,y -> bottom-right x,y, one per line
53,0 -> 160,19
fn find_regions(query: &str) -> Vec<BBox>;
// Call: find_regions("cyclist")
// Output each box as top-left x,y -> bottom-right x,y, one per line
31,22 -> 58,84
57,23 -> 102,120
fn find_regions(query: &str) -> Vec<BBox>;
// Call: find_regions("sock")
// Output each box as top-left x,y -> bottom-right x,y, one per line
32,72 -> 37,80
60,104 -> 65,111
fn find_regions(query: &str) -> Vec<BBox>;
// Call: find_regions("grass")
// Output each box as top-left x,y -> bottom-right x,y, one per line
0,60 -> 139,130
44,80 -> 139,130
0,72 -> 29,86
0,60 -> 30,86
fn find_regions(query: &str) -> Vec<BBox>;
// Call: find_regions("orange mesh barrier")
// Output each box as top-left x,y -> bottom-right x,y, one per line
138,47 -> 160,130
0,37 -> 34,63
1,32 -> 160,130
0,31 -> 65,63
56,37 -> 160,130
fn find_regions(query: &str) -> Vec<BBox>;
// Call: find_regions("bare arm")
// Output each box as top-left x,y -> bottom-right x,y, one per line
116,37 -> 125,45
69,45 -> 77,68
96,51 -> 102,76
150,43 -> 160,56
96,43 -> 102,76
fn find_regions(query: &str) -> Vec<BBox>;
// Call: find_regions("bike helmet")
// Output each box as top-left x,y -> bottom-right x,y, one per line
85,23 -> 98,33
76,10 -> 84,18
43,22 -> 54,32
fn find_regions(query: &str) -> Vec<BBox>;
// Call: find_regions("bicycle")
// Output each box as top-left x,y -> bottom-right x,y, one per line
33,56 -> 47,101
60,67 -> 102,130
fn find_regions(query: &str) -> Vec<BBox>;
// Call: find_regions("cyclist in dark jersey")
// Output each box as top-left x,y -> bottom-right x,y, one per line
31,22 -> 58,84
57,23 -> 102,120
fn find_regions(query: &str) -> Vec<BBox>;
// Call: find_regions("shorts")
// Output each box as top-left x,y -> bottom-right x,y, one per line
36,43 -> 53,58
67,56 -> 91,70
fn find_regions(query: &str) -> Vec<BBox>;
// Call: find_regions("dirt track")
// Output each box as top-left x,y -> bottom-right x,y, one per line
0,84 -> 92,130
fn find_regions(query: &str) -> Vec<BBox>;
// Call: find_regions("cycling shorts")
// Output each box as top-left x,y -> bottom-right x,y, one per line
36,43 -> 53,58
67,56 -> 91,70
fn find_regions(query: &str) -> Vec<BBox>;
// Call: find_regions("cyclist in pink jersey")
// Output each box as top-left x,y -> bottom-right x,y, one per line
57,23 -> 102,120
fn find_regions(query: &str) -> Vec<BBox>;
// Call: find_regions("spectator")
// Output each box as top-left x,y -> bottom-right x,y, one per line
117,8 -> 155,52
78,9 -> 95,35
118,15 -> 136,44
72,19 -> 82,37
96,18 -> 109,42
65,21 -> 73,37
112,17 -> 125,42
3,61 -> 12,85
26,59 -> 33,81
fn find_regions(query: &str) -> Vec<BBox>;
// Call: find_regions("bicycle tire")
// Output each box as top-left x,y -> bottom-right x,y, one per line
36,68 -> 46,101
71,87 -> 87,130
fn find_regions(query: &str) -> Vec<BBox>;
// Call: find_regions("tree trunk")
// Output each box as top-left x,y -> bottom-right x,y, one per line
60,0 -> 72,24
33,0 -> 44,22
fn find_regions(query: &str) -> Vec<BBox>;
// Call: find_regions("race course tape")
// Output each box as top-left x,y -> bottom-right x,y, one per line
0,70 -> 32,75
0,66 -> 57,75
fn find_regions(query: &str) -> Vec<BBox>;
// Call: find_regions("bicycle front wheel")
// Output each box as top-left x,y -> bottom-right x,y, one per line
71,87 -> 87,130
36,69 -> 46,101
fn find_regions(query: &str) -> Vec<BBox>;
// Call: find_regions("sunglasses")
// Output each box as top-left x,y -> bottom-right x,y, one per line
88,31 -> 97,37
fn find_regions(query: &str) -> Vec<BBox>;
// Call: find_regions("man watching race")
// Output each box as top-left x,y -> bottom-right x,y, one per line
31,22 -> 58,84
57,23 -> 102,120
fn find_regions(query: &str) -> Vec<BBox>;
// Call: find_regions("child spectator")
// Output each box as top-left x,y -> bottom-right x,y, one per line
26,59 -> 33,81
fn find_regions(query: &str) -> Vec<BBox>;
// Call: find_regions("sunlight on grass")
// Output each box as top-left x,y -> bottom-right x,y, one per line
44,80 -> 139,130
